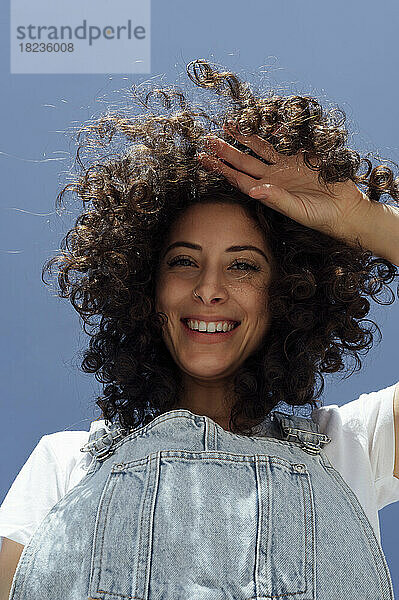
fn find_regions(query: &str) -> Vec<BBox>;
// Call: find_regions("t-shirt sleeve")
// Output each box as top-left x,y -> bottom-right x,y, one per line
358,381 -> 399,509
336,381 -> 399,510
0,432 -> 85,547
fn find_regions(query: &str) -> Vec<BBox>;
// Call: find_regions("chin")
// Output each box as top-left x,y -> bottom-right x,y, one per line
179,360 -> 238,379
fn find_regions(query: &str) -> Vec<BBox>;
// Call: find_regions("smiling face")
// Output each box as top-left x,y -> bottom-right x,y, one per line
155,202 -> 273,385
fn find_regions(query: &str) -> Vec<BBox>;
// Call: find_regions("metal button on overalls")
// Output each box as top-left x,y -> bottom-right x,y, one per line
9,409 -> 395,599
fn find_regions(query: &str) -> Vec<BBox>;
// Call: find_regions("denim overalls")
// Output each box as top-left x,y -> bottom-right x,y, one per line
9,408 -> 395,599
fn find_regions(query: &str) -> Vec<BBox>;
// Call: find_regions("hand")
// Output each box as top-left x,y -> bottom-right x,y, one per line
197,122 -> 373,242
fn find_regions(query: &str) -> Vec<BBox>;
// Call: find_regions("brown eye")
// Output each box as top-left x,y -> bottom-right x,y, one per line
230,260 -> 260,272
167,256 -> 196,267
167,256 -> 260,271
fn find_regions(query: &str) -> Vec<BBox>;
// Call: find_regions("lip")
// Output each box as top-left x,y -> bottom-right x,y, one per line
181,319 -> 240,344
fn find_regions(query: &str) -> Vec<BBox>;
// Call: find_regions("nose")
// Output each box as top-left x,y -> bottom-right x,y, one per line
192,269 -> 229,304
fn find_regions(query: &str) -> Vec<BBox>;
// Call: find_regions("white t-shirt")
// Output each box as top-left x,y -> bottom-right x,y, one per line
1,381 -> 398,549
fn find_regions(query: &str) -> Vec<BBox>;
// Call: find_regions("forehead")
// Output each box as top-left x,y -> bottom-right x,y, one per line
168,202 -> 264,243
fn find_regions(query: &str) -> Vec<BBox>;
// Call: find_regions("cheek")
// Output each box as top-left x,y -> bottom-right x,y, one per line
154,278 -> 167,315
252,291 -> 270,331
154,274 -> 185,314
245,282 -> 268,310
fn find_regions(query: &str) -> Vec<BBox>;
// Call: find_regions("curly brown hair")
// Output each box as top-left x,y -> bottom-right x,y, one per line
42,59 -> 399,436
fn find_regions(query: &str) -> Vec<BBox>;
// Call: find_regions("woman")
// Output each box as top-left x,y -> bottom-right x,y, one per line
1,59 -> 399,599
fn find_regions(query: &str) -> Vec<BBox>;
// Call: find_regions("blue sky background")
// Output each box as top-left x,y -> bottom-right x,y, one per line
1,0 -> 398,590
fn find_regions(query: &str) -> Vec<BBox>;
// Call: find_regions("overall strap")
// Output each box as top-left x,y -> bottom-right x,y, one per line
271,410 -> 331,455
80,423 -> 127,461
80,412 -> 332,460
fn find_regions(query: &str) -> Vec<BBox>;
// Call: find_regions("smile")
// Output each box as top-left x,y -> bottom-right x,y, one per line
181,319 -> 241,344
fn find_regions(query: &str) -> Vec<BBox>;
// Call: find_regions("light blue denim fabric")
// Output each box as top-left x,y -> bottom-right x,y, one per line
9,408 -> 395,599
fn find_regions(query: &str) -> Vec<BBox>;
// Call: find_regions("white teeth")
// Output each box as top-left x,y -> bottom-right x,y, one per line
185,319 -> 238,333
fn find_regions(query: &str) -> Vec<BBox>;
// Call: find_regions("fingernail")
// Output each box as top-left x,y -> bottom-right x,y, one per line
249,185 -> 270,197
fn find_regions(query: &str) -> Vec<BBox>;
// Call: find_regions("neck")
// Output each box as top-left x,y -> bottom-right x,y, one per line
174,374 -> 234,425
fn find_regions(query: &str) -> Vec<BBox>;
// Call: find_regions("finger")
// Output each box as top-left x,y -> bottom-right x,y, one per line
198,153 -> 261,194
249,185 -> 307,225
223,122 -> 279,165
204,135 -> 269,179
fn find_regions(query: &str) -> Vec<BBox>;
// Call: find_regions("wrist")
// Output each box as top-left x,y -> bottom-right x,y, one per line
341,193 -> 399,266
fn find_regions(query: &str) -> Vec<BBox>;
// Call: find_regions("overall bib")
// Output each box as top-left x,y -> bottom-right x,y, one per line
9,408 -> 395,600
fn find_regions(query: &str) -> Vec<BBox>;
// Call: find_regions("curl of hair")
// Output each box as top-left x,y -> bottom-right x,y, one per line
42,59 -> 399,436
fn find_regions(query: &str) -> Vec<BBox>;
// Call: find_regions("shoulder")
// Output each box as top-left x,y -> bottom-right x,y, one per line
0,421 -> 107,547
41,429 -> 91,455
311,381 -> 399,509
9,419 -> 109,491
311,381 -> 398,437
40,420 -> 108,473
41,419 -> 108,446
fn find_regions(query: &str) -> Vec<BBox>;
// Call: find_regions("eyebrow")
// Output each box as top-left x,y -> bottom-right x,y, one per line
163,241 -> 269,263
